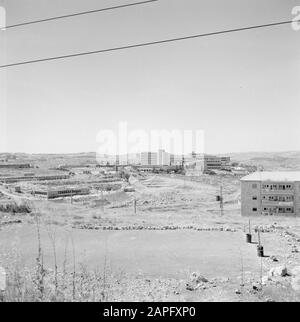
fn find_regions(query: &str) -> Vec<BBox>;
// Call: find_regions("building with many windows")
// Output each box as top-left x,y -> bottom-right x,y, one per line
140,152 -> 158,166
158,149 -> 170,166
240,172 -> 300,216
184,153 -> 231,174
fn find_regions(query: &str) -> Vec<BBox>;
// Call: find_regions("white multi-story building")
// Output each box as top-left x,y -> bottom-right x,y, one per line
184,153 -> 230,173
140,152 -> 158,166
158,149 -> 171,166
241,172 -> 300,217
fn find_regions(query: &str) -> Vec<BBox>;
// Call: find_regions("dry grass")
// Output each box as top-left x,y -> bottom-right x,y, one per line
0,214 -> 113,302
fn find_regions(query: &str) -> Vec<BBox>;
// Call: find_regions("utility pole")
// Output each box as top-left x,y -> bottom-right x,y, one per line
101,189 -> 104,214
220,185 -> 224,216
216,185 -> 224,216
134,197 -> 137,214
257,228 -> 264,257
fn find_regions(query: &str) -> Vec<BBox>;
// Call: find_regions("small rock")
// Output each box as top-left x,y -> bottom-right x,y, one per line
186,284 -> 195,291
252,283 -> 262,291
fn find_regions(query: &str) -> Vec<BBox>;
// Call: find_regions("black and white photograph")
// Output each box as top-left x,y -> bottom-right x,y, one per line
0,0 -> 300,306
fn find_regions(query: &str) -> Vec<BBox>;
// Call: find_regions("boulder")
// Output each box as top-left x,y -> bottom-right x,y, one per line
190,272 -> 208,284
268,265 -> 288,277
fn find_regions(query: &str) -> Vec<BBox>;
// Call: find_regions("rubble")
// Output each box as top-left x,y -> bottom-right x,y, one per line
73,223 -> 238,232
186,272 -> 209,291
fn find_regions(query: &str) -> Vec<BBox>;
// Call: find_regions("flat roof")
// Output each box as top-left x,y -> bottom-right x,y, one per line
241,171 -> 300,182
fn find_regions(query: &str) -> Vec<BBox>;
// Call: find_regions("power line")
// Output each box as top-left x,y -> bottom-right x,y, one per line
1,0 -> 158,30
0,19 -> 298,69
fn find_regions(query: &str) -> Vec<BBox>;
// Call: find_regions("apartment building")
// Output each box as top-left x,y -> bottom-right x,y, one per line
241,172 -> 300,216
202,154 -> 222,170
158,149 -> 171,166
140,152 -> 158,166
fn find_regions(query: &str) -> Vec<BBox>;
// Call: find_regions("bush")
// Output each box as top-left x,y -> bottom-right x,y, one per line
0,202 -> 31,214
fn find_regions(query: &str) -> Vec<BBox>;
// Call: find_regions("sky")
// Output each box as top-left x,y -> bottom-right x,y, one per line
0,0 -> 300,154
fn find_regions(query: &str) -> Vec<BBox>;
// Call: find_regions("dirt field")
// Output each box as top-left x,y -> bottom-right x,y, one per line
1,171 -> 300,301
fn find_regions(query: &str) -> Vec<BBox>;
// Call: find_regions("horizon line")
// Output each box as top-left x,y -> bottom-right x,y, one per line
1,149 -> 300,156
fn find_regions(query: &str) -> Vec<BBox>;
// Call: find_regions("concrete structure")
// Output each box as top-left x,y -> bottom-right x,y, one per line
170,154 -> 184,166
202,154 -> 222,170
241,172 -> 300,217
158,150 -> 170,166
0,163 -> 31,169
220,156 -> 231,170
220,157 -> 231,165
47,187 -> 90,199
34,187 -> 90,199
140,152 -> 158,166
184,153 -> 231,174
232,167 -> 249,176
0,174 -> 69,183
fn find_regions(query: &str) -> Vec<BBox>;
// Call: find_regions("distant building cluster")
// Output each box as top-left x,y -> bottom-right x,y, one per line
140,150 -> 182,167
241,172 -> 300,216
184,153 -> 231,175
97,151 -> 231,172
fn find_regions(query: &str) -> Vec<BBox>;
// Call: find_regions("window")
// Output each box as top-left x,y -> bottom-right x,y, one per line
252,196 -> 257,200
252,184 -> 257,189
252,208 -> 257,212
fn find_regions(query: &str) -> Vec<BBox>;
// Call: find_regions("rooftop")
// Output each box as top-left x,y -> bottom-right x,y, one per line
241,171 -> 300,182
